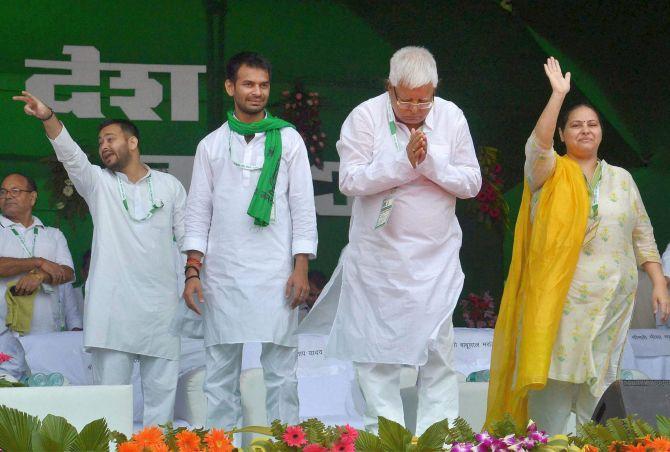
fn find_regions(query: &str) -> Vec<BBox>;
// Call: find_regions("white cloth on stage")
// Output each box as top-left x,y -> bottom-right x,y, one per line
528,379 -> 599,435
183,121 -> 318,347
0,215 -> 74,334
204,342 -> 299,430
49,125 -> 186,360
305,92 -> 481,365
90,347 -> 179,427
57,283 -> 83,330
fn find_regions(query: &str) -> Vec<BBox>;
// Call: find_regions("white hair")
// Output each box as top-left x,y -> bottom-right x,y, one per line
388,46 -> 438,89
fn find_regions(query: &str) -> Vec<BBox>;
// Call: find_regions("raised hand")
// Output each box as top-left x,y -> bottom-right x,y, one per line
543,57 -> 571,95
12,91 -> 53,120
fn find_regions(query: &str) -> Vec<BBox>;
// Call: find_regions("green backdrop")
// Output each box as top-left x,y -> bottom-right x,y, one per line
1,1 -> 668,324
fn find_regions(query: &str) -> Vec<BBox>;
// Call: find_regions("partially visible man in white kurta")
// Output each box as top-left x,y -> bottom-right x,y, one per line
308,46 -> 481,435
0,173 -> 75,335
13,92 -> 187,426
182,52 -> 317,430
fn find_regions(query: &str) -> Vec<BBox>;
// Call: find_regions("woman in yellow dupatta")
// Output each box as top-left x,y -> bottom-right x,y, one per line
486,58 -> 670,434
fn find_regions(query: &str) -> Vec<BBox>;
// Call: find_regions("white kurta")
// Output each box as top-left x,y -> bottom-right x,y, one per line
0,215 -> 74,334
183,123 -> 318,347
314,93 -> 481,365
49,126 -> 186,360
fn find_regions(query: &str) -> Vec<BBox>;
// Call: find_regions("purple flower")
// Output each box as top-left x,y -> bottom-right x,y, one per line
521,438 -> 536,449
502,434 -> 518,446
528,430 -> 548,444
526,421 -> 537,433
490,439 -> 508,451
475,432 -> 492,445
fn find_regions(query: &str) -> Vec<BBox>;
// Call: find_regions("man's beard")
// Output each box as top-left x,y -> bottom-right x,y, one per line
105,152 -> 132,172
237,99 -> 266,116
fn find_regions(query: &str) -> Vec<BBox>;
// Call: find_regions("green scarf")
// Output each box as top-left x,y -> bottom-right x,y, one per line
227,110 -> 295,227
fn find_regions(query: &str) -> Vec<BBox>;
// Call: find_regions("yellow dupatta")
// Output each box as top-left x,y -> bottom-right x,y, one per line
485,155 -> 589,427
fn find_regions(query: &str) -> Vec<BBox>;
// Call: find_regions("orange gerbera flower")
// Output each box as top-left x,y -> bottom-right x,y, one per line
583,445 -> 599,452
176,430 -> 202,452
132,426 -> 165,448
204,428 -> 234,452
151,444 -> 170,452
624,444 -> 647,452
118,442 -> 141,452
646,436 -> 670,451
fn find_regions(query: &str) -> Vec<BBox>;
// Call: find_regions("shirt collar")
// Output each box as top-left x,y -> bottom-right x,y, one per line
230,111 -> 269,138
0,215 -> 44,230
115,164 -> 152,183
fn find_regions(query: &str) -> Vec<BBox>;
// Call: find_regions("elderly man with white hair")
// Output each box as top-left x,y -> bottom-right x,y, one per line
306,46 -> 481,435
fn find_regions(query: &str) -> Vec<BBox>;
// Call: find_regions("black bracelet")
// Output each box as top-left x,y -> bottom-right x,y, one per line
185,274 -> 200,282
184,265 -> 200,277
41,108 -> 54,122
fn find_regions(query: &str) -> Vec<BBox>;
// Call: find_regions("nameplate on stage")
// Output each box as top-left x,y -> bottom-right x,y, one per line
628,329 -> 670,357
24,45 -> 206,121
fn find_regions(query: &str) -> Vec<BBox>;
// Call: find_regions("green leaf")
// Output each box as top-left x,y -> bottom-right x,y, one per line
109,429 -> 128,446
32,414 -> 78,452
444,417 -> 476,444
248,438 -> 280,451
0,404 -> 40,451
416,418 -> 449,451
490,413 -> 520,438
233,425 -> 274,436
378,416 -> 413,452
72,418 -> 110,451
355,429 -> 383,452
657,415 -> 670,437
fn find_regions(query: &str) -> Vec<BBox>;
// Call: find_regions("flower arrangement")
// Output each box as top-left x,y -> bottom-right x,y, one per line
238,418 -> 358,451
449,420 -> 549,451
117,425 -> 233,452
1,403 -> 670,452
460,291 -> 498,328
278,82 -> 326,169
471,146 -> 508,229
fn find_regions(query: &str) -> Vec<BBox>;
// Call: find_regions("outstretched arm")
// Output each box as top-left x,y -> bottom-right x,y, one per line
13,91 -> 100,200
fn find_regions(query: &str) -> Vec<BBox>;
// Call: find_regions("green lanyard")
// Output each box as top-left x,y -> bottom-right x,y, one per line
387,100 -> 402,153
585,162 -> 603,219
10,226 -> 38,257
115,174 -> 164,222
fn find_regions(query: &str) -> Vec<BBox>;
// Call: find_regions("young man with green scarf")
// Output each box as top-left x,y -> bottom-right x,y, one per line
182,52 -> 318,430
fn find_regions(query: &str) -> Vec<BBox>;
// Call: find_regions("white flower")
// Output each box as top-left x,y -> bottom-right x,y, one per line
62,186 -> 74,197
55,202 -> 65,210
64,179 -> 73,186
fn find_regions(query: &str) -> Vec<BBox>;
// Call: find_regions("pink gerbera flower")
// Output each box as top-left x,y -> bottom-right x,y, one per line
0,353 -> 12,364
303,444 -> 329,452
282,425 -> 307,447
338,424 -> 359,444
330,439 -> 355,452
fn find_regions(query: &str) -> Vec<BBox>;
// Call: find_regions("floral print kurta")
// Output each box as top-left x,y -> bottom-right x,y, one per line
525,133 -> 660,397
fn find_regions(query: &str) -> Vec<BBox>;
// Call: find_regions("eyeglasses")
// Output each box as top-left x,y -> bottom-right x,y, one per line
392,87 -> 434,111
0,188 -> 33,198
